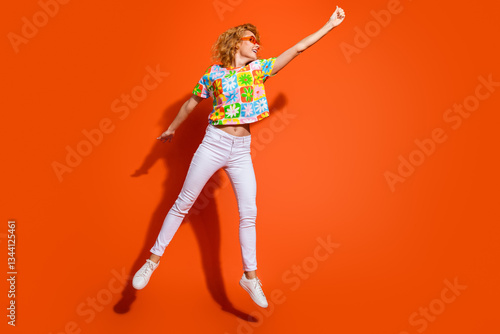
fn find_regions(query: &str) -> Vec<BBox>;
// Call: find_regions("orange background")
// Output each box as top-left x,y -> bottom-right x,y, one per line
2,0 -> 499,333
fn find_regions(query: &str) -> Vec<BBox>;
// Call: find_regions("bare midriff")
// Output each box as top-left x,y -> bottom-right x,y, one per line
213,123 -> 251,137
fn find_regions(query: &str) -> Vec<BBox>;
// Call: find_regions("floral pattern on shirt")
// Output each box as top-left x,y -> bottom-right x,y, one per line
209,107 -> 225,122
224,103 -> 241,118
192,57 -> 277,125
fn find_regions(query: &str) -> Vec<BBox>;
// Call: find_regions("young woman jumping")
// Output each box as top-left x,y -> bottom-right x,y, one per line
133,6 -> 346,308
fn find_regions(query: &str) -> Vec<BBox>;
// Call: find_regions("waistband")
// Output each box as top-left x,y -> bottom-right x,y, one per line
207,124 -> 251,144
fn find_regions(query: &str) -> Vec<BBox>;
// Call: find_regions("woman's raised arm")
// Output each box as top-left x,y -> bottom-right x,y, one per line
271,6 -> 346,76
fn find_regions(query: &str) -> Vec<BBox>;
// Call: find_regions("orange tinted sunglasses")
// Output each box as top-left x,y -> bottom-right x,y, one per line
241,36 -> 259,45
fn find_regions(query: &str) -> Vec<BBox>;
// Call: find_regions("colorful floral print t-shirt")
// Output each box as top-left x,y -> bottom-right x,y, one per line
192,57 -> 277,125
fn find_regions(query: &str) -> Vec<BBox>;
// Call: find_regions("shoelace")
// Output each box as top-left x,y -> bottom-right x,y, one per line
139,260 -> 155,278
253,278 -> 265,296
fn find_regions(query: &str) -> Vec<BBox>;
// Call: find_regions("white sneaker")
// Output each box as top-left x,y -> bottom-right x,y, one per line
133,259 -> 160,290
239,273 -> 269,308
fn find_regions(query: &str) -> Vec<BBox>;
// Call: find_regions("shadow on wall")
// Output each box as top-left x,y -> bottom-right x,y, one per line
113,92 -> 288,321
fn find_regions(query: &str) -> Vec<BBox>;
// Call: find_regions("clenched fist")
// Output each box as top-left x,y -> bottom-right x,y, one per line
329,6 -> 346,27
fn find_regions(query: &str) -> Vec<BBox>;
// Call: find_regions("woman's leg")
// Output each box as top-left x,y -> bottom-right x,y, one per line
223,141 -> 258,275
149,131 -> 228,258
224,140 -> 269,308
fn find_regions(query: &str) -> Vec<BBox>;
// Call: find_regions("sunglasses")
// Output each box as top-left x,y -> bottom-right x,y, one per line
241,36 -> 259,45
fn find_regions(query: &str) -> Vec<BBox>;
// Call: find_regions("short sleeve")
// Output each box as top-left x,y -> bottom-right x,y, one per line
192,75 -> 209,98
258,57 -> 277,81
192,65 -> 213,98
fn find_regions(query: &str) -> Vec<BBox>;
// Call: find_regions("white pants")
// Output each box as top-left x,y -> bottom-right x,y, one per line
150,124 -> 258,271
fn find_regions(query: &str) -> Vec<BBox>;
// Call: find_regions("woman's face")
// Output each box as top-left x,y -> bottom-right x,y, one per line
237,30 -> 260,61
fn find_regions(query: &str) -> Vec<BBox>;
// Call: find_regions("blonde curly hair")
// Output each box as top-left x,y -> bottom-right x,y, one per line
211,23 -> 261,68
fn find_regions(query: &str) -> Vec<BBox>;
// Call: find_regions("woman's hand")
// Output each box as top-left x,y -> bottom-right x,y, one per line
157,129 -> 175,143
328,5 -> 346,27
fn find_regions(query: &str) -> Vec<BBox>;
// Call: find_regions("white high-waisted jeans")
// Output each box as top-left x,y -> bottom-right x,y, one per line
150,123 -> 258,271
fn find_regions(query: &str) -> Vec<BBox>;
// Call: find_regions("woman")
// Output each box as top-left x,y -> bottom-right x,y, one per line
133,6 -> 346,308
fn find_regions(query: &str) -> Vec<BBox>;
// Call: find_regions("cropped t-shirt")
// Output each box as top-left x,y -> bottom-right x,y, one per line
192,57 -> 277,125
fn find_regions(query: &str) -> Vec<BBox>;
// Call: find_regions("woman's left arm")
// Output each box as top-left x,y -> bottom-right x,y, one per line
271,6 -> 346,76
